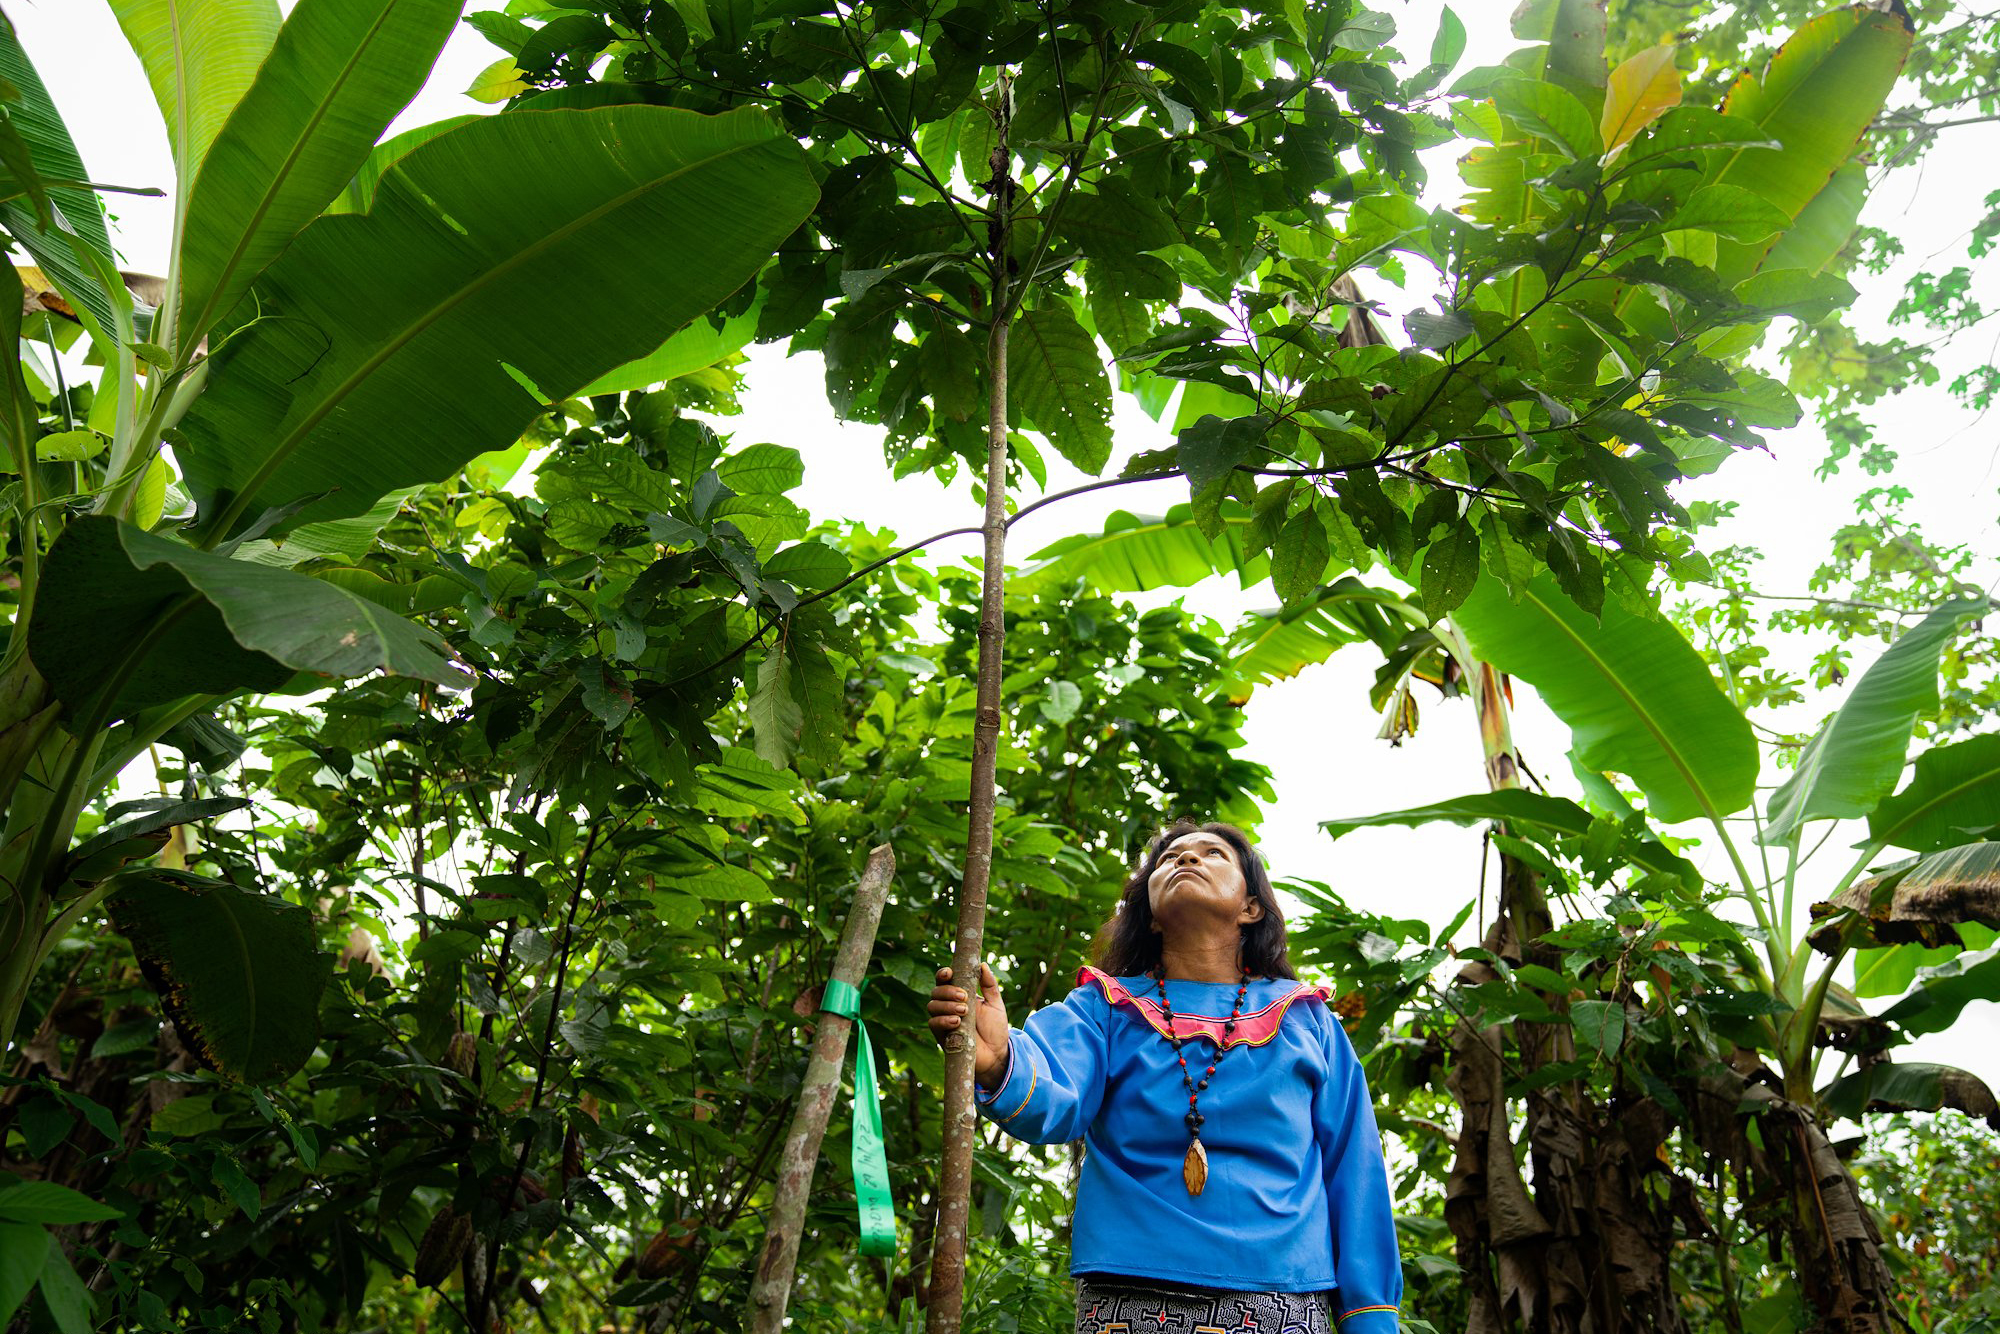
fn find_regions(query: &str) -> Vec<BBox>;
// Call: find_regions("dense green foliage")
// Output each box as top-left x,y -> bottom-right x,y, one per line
0,0 -> 1996,1332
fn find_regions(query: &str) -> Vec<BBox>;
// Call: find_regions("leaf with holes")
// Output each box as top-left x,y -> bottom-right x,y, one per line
1011,302 -> 1112,474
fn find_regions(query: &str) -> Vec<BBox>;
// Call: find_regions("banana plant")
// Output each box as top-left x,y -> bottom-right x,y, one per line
0,1 -> 817,1061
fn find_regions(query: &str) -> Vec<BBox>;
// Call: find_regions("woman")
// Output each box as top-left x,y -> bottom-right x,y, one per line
929,820 -> 1402,1334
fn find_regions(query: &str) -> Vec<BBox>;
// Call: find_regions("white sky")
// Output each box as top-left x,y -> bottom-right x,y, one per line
18,0 -> 1999,1087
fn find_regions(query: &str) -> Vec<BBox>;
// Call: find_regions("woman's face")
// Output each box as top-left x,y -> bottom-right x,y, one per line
1145,830 -> 1264,934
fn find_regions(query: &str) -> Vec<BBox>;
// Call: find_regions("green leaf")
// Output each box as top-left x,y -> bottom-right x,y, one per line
0,1183 -> 119,1225
1878,951 -> 2000,1038
33,429 -> 105,462
109,868 -> 332,1082
1418,520 -> 1481,619
1760,161 -> 1866,277
1321,788 -> 1697,882
1494,79 -> 1602,161
1509,0 -> 1606,101
323,113 -> 476,216
0,23 -> 119,335
1176,414 -> 1266,496
176,0 -> 461,342
577,302 -> 759,398
0,1221 -> 45,1327
716,443 -> 804,496
179,105 -> 819,539
30,516 -> 464,720
1820,1060 -> 1999,1125
1040,681 -> 1082,725
750,647 -> 803,767
1569,999 -> 1625,1057
1733,268 -> 1856,323
1011,302 -> 1112,474
210,1153 -> 261,1220
109,0 -> 280,176
1868,733 -> 2000,854
1762,601 -> 1980,844
1220,582 -> 1404,702
1450,574 -> 1758,824
1270,508 -> 1330,606
1850,942 -> 1945,1000
1706,3 -> 1912,281
33,1234 -> 92,1334
1019,503 -> 1269,595
1662,184 -> 1794,244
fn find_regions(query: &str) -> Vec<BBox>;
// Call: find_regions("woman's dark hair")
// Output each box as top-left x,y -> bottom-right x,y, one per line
1091,820 -> 1295,980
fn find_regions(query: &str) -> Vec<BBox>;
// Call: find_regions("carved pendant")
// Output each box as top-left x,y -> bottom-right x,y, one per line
1182,1138 -> 1208,1196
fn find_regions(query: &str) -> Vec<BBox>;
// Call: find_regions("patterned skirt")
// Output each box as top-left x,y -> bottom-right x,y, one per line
1073,1273 -> 1335,1334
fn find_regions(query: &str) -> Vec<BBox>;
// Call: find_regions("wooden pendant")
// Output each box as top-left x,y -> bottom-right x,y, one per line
1182,1138 -> 1208,1196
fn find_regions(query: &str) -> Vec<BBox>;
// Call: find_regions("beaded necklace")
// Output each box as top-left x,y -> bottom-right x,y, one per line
1151,968 -> 1251,1196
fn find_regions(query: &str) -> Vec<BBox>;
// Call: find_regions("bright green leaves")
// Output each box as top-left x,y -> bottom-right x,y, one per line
109,0 -> 280,176
1762,601 -> 1984,845
1452,574 -> 1758,824
109,868 -> 331,1083
175,0 -> 462,344
29,516 -> 463,722
1708,2 -> 1913,279
0,22 -> 120,337
1011,304 -> 1112,475
179,106 -> 818,539
1868,733 -> 2000,855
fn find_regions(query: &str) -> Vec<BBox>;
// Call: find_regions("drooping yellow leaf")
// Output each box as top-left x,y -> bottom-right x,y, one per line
1600,45 -> 1680,152
465,58 -> 529,104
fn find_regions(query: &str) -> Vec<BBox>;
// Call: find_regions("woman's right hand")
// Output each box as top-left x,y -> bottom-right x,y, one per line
928,963 -> 1011,1088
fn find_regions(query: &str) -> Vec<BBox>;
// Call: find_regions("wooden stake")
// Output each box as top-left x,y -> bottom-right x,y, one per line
746,844 -> 897,1334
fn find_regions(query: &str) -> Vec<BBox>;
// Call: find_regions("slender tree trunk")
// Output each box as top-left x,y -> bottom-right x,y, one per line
747,844 -> 895,1333
925,81 -> 1013,1334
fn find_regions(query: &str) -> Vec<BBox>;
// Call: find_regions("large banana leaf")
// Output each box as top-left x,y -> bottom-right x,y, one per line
1321,788 -> 1699,883
0,21 -> 119,336
28,516 -> 463,720
109,0 -> 281,176
1877,948 -> 2000,1039
1762,600 -> 1982,844
1510,0 -> 1606,106
1812,843 -> 2000,958
178,105 -> 818,539
108,868 -> 330,1083
1821,1060 -> 2000,1128
1450,574 -> 1757,825
1017,502 -> 1269,595
1867,732 -> 2000,854
323,114 -> 478,216
1707,3 -> 1912,281
176,0 -> 462,343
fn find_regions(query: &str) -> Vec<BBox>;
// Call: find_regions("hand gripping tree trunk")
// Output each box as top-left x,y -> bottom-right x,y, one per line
925,88 -> 1014,1334
747,844 -> 896,1334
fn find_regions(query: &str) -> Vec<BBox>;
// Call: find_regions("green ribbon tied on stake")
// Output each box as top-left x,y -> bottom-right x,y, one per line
820,978 -> 897,1258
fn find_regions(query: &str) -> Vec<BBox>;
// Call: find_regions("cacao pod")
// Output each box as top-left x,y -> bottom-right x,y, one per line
484,1171 -> 547,1209
635,1219 -> 699,1280
413,1207 -> 472,1288
445,1031 -> 477,1078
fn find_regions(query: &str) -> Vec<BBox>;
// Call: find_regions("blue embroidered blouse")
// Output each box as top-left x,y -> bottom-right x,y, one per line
974,968 -> 1403,1333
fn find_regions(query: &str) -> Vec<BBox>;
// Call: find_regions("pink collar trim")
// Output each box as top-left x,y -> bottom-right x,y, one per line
1075,965 -> 1331,1049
